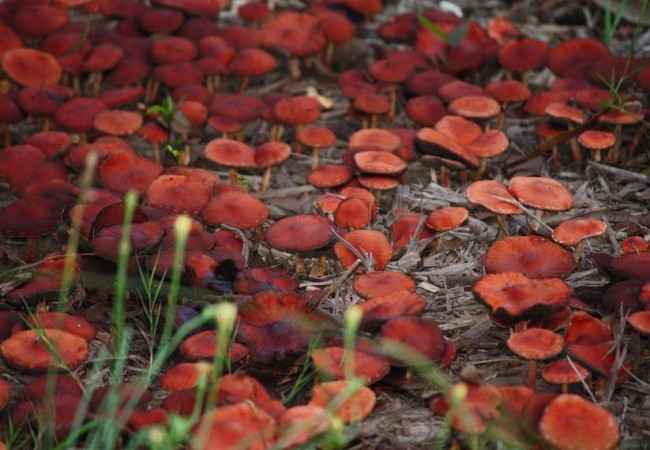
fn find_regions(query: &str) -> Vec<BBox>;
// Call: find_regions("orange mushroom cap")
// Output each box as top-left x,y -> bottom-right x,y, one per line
486,236 -> 576,279
265,214 -> 333,252
551,218 -> 607,246
507,328 -> 564,361
508,176 -> 573,211
426,206 -> 469,231
2,48 -> 62,86
202,191 -> 268,230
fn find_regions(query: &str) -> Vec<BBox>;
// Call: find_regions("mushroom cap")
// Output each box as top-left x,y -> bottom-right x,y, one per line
551,218 -> 607,246
228,47 -> 277,78
368,58 -> 415,83
473,272 -> 572,324
145,174 -> 211,215
296,125 -> 336,148
91,222 -> 164,262
202,191 -> 269,230
93,110 -> 143,136
508,176 -> 573,211
578,130 -> 616,150
273,95 -> 321,125
25,312 -> 96,342
308,381 -> 376,423
466,180 -> 523,215
405,95 -> 447,127
276,405 -> 331,448
261,11 -> 325,57
358,290 -> 427,329
234,267 -> 299,295
435,115 -> 483,146
179,330 -> 249,363
565,311 -> 616,377
97,152 -> 163,196
264,214 -> 333,252
352,270 -> 416,299
55,97 -> 108,133
438,80 -> 486,102
448,95 -> 500,120
486,236 -> 576,279
16,85 -> 74,118
621,236 -> 649,254
139,7 -> 184,34
507,328 -> 564,360
389,214 -> 435,249
497,38 -> 551,72
548,38 -> 611,78
358,175 -> 400,191
307,164 -> 354,188
204,138 -> 256,169
539,394 -> 619,450
1,48 -> 62,86
24,131 -> 71,159
608,252 -> 650,281
467,129 -> 509,158
542,360 -> 589,385
311,347 -> 391,384
524,91 -> 570,116
334,197 -> 372,230
0,197 -> 62,238
349,128 -> 401,153
426,206 -> 469,231
0,329 -> 88,373
380,316 -> 450,367
192,402 -> 276,450
628,311 -> 650,336
353,150 -> 406,175
406,70 -> 457,96
334,229 -> 393,271
254,142 -> 291,169
416,127 -> 479,168
353,93 -> 390,115
485,80 -> 531,103
209,94 -> 264,122
545,102 -> 585,125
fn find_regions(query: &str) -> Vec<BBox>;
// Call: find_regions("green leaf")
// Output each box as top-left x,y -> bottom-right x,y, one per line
418,15 -> 449,43
446,21 -> 469,47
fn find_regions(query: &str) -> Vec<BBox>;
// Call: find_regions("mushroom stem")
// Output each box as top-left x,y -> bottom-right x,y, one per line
260,167 -> 271,192
573,240 -> 586,261
439,167 -> 451,188
2,123 -> 9,147
568,127 -> 582,162
527,359 -> 537,391
92,71 -> 103,97
387,89 -> 396,122
288,57 -> 301,80
72,77 -> 82,97
42,118 -> 50,132
295,254 -> 305,274
606,124 -> 622,164
521,71 -> 529,88
373,190 -> 382,208
323,42 -> 334,68
370,114 -> 378,129
530,209 -> 543,233
311,147 -> 320,170
152,143 -> 161,164
27,237 -> 38,263
229,168 -> 239,186
561,383 -> 568,394
474,158 -> 487,181
496,215 -> 509,236
237,77 -> 250,94
309,254 -> 327,278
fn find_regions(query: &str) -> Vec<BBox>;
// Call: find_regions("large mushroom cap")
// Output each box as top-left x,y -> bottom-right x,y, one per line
552,218 -> 607,246
202,191 -> 268,230
466,180 -> 523,215
0,329 -> 88,373
2,49 -> 62,86
539,394 -> 619,450
204,138 -> 256,169
472,272 -> 572,325
507,328 -> 564,361
486,236 -> 577,279
265,214 -> 333,253
334,229 -> 393,271
426,206 -> 469,231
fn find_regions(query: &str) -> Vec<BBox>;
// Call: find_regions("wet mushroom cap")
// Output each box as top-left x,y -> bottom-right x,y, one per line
541,360 -> 589,385
466,180 -> 523,215
0,197 -> 62,238
1,48 -> 62,86
353,150 -> 406,175
145,174 -> 211,215
334,229 -> 393,271
627,311 -> 650,336
254,142 -> 291,169
308,381 -> 376,423
349,128 -> 401,153
473,272 -> 572,324
0,329 -> 88,373
435,115 -> 483,146
202,191 -> 269,230
448,95 -> 500,120
204,138 -> 257,169
539,394 -> 620,450
508,176 -> 573,211
486,236 -> 577,279
507,328 -> 564,360
296,125 -> 336,148
380,316 -> 448,366
352,270 -> 416,299
93,110 -> 143,136
426,206 -> 469,232
551,218 -> 607,246
265,214 -> 333,252
311,347 -> 391,383
497,38 -> 551,72
578,130 -> 616,150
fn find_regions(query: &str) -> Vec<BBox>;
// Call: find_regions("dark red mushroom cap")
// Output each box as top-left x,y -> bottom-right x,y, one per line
311,347 -> 390,384
145,174 -> 211,215
261,11 -> 325,58
265,214 -> 333,252
93,110 -> 143,136
498,38 -> 551,72
227,47 -> 277,78
97,152 -> 163,196
473,272 -> 572,324
296,125 -> 336,148
273,95 -> 321,126
524,91 -> 571,116
0,93 -> 23,125
368,58 -> 415,83
204,138 -> 256,169
380,316 -> 452,367
202,191 -> 269,230
153,62 -> 204,89
406,95 -> 447,127
83,43 -> 124,73
15,85 -> 73,118
549,38 -> 611,79
2,49 -> 62,86
55,97 -> 108,133
234,267 -> 299,295
0,197 -> 62,238
13,3 -> 69,37
255,142 -> 291,169
486,236 -> 576,279
139,7 -> 184,34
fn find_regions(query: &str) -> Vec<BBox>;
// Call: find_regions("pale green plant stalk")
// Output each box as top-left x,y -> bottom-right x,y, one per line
112,190 -> 138,351
603,0 -> 630,48
159,215 -> 192,348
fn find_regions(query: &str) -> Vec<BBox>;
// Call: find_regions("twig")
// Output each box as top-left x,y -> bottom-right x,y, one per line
586,161 -> 650,182
309,259 -> 361,311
